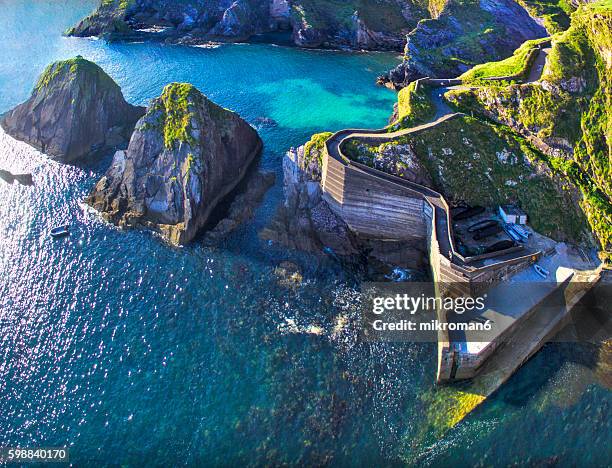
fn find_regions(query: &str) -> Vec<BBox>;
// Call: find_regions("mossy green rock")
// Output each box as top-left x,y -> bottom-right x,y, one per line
0,56 -> 144,162
386,0 -> 549,87
446,0 -> 612,259
87,83 -> 263,245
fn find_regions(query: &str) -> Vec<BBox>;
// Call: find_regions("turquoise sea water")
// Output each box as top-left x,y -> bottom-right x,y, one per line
0,1 -> 610,465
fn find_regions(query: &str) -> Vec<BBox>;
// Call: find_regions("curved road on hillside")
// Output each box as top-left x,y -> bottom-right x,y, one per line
323,48 -> 551,268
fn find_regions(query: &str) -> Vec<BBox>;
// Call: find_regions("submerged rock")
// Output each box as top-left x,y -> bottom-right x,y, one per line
87,82 -> 262,245
0,56 -> 144,163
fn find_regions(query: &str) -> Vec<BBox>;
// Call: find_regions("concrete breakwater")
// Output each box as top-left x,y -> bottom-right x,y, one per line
319,104 -> 602,400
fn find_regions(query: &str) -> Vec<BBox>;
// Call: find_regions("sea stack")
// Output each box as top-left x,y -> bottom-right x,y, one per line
87,82 -> 263,245
0,56 -> 144,163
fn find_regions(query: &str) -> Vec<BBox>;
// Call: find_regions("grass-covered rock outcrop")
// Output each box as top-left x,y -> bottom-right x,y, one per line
388,80 -> 436,130
459,37 -> 551,84
65,0 -> 135,38
385,0 -> 549,87
0,56 -> 144,162
344,115 -> 590,242
87,82 -> 262,245
446,0 -> 612,259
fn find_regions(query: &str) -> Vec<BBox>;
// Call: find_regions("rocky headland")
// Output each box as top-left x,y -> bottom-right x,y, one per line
383,0 -> 549,88
87,82 -> 263,245
269,0 -> 611,267
445,0 -> 612,260
0,56 -> 144,163
66,0 -> 428,50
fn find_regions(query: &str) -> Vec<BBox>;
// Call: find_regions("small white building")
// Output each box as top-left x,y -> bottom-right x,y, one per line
499,205 -> 527,225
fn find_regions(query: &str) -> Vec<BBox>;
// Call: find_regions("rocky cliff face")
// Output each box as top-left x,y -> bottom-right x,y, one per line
0,56 -> 144,163
385,0 -> 549,87
87,82 -> 262,245
446,0 -> 611,259
67,0 -> 275,42
67,0 -> 428,50
261,133 -> 429,270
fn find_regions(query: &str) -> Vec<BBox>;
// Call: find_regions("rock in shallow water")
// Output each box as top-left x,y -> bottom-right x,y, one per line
87,82 -> 263,245
0,56 -> 144,163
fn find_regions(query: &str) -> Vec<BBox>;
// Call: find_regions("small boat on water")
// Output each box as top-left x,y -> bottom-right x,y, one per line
533,264 -> 550,279
50,225 -> 70,238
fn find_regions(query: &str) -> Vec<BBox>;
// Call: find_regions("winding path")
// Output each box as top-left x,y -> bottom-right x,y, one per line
322,47 -> 552,269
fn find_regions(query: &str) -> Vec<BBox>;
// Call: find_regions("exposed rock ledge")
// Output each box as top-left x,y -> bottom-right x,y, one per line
87,83 -> 263,245
0,56 -> 144,163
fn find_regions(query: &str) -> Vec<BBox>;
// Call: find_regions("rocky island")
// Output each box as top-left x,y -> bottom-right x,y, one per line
87,82 -> 263,245
0,56 -> 144,163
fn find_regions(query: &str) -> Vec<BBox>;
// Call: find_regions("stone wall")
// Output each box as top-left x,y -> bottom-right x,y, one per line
322,152 -> 428,241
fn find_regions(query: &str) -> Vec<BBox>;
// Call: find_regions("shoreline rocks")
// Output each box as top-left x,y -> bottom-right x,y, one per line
260,140 -> 428,270
66,0 -> 424,51
87,82 -> 263,245
0,56 -> 144,163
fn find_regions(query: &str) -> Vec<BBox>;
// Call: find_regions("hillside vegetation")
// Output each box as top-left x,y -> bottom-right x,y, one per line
446,0 -> 612,259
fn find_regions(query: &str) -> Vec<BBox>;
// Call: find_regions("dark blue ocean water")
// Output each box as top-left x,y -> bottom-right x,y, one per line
0,1 -> 610,466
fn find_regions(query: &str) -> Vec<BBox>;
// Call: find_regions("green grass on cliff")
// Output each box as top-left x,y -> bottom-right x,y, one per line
158,83 -> 200,149
144,82 -> 237,151
304,132 -> 333,167
460,37 -> 550,83
344,116 -> 589,242
389,80 -> 436,130
514,0 -> 574,33
34,55 -> 117,93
